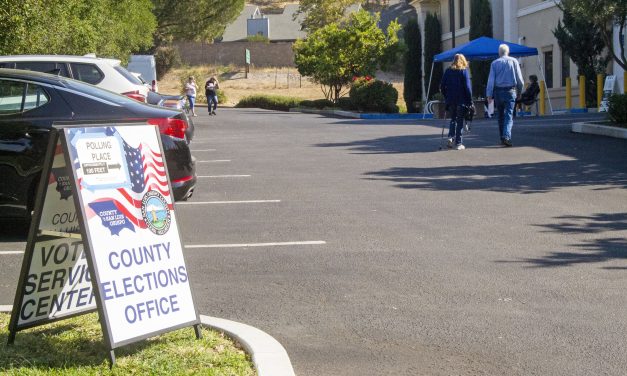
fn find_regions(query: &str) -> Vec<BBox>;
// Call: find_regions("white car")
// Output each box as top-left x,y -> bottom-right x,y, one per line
0,55 -> 149,102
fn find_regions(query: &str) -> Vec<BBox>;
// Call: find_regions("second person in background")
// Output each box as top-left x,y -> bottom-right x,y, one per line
440,53 -> 473,150
205,76 -> 220,115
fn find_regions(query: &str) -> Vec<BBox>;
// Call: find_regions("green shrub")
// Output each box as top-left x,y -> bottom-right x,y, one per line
349,78 -> 399,113
155,46 -> 181,80
336,97 -> 356,111
235,94 -> 303,111
300,99 -> 334,109
608,94 -> 627,126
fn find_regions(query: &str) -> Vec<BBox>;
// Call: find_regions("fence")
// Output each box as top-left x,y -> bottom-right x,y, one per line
173,41 -> 296,68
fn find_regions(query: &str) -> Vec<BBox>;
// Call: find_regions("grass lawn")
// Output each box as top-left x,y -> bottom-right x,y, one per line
0,313 -> 256,376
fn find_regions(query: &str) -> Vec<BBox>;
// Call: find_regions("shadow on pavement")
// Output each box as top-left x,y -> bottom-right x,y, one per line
364,160 -> 627,193
496,213 -> 627,268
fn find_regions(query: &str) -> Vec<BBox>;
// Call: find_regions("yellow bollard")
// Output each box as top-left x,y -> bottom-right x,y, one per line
597,73 -> 604,109
579,75 -> 586,109
565,77 -> 572,110
539,80 -> 546,116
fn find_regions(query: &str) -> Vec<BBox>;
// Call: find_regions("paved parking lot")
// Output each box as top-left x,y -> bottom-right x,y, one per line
1,109 -> 626,375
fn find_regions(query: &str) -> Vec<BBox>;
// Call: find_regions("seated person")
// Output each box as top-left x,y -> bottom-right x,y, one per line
516,75 -> 540,114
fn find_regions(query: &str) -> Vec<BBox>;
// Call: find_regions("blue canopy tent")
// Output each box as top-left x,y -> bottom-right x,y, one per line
426,36 -> 553,115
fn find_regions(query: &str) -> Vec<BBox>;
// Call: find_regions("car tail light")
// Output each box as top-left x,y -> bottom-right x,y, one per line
172,175 -> 194,184
148,118 -> 188,139
122,90 -> 146,102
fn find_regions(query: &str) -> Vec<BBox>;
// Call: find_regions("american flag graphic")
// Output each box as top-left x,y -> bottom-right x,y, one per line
81,127 -> 172,231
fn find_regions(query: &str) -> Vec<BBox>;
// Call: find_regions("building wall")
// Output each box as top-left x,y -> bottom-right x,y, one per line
174,41 -> 296,67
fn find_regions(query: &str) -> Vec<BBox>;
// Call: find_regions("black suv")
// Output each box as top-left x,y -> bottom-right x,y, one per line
0,69 -> 196,220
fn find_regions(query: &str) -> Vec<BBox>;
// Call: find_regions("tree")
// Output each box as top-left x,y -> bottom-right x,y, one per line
553,9 -> 609,106
293,10 -> 402,102
295,0 -> 361,33
423,12 -> 443,100
403,19 -> 422,113
557,0 -> 626,71
0,0 -> 155,61
152,0 -> 245,45
469,0 -> 493,98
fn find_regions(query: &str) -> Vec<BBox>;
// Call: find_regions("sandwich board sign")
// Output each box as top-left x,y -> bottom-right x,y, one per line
599,75 -> 616,112
8,123 -> 201,365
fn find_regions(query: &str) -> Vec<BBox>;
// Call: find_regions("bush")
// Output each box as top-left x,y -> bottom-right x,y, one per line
155,46 -> 181,80
300,99 -> 335,109
336,97 -> 356,111
235,94 -> 303,111
349,78 -> 399,113
608,94 -> 627,126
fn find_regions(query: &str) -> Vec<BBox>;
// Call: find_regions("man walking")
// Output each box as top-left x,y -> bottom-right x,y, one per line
486,44 -> 524,146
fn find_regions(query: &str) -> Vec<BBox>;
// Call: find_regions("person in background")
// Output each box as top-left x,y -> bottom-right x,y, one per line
440,53 -> 473,150
184,76 -> 198,117
205,76 -> 219,115
486,44 -> 524,147
515,74 -> 540,116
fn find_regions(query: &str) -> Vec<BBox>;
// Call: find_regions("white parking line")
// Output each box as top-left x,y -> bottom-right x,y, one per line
177,200 -> 280,205
185,241 -> 326,249
198,175 -> 251,178
0,251 -> 23,255
197,160 -> 231,163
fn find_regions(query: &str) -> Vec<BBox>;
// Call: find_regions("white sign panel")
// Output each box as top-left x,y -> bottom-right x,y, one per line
66,125 -> 197,345
599,75 -> 616,112
16,140 -> 95,327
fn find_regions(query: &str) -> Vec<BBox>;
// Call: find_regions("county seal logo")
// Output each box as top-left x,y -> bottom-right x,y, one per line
141,190 -> 171,235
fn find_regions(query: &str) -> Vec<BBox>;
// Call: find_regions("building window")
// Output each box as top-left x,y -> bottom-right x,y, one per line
561,49 -> 570,87
544,50 -> 553,89
458,0 -> 465,29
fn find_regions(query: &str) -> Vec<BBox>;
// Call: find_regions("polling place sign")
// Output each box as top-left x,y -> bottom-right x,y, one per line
9,123 -> 200,362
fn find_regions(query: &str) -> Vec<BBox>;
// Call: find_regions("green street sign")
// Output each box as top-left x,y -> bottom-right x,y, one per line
245,49 -> 251,65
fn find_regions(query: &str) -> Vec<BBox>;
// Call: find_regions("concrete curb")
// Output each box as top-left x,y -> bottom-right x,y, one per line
200,315 -> 296,376
572,121 -> 627,139
0,306 -> 295,376
290,107 -> 434,119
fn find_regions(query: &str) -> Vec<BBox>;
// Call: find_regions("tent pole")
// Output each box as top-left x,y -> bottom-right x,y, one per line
424,62 -> 435,119
536,55 -> 554,115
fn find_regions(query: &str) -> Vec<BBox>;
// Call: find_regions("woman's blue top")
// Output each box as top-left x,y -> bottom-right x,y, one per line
440,67 -> 473,106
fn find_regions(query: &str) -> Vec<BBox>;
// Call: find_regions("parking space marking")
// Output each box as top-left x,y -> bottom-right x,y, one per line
198,175 -> 251,178
177,200 -> 281,205
197,160 -> 231,163
0,251 -> 24,255
185,241 -> 326,249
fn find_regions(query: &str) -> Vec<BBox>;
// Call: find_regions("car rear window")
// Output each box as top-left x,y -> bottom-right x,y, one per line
114,65 -> 143,85
70,63 -> 104,84
0,80 -> 25,114
13,61 -> 70,77
0,79 -> 50,114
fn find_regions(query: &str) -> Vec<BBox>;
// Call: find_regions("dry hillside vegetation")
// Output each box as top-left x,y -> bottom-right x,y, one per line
160,65 -> 405,109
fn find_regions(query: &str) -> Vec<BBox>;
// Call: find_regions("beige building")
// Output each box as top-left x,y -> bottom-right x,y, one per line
411,0 -> 625,109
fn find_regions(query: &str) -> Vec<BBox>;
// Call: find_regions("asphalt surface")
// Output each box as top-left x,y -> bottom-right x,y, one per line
1,109 -> 626,375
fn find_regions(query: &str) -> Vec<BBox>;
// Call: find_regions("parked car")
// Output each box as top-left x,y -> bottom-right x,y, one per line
127,55 -> 158,92
0,69 -> 196,221
0,55 -> 149,102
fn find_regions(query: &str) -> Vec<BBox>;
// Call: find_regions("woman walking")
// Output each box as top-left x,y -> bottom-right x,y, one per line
184,76 -> 198,117
440,54 -> 473,150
